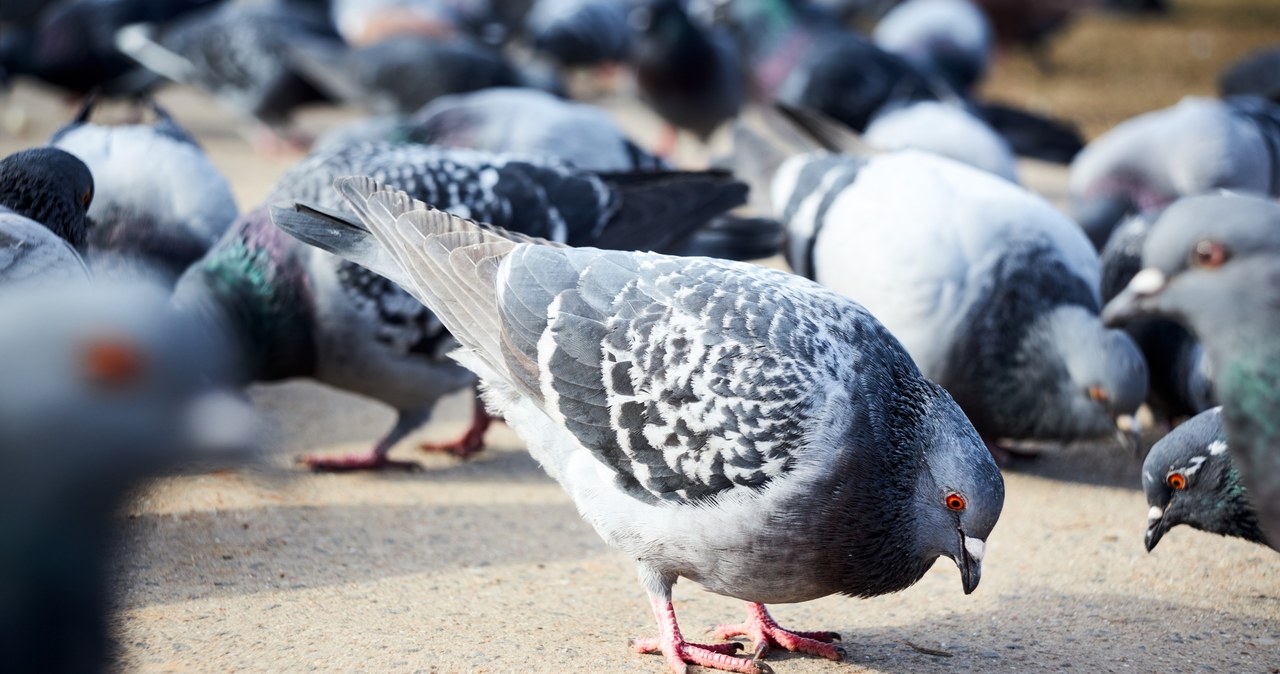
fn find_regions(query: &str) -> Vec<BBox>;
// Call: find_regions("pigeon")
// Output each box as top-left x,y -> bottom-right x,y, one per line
285,34 -> 524,117
1219,46 -> 1280,104
1103,192 -> 1280,549
1142,407 -> 1273,552
0,0 -> 218,96
1068,95 -> 1280,250
525,0 -> 632,68
184,141 -> 749,471
49,97 -> 239,285
0,209 -> 90,288
0,146 -> 95,252
115,0 -> 337,152
1099,211 -> 1214,421
764,146 -> 1147,456
864,100 -> 1018,182
629,0 -> 744,152
272,175 -> 1004,674
0,281 -> 256,674
331,0 -> 492,46
717,0 -> 938,133
872,0 -> 993,96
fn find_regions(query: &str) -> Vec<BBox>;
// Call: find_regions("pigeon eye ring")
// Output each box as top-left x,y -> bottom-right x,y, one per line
945,492 -> 966,511
1166,472 -> 1187,490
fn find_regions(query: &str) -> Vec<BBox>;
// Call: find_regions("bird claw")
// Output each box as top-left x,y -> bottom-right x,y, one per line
418,433 -> 485,460
712,604 -> 845,662
630,636 -> 768,674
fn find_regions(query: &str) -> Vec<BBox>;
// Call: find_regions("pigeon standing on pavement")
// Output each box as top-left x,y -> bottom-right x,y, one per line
1069,95 -> 1280,249
1142,407 -> 1273,552
49,97 -> 239,285
0,282 -> 256,674
1104,192 -> 1280,549
767,147 -> 1147,457
181,141 -> 750,471
272,176 -> 1004,674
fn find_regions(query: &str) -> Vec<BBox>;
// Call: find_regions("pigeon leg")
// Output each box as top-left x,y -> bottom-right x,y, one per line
302,410 -> 425,471
630,595 -> 767,674
419,394 -> 492,460
712,603 -> 844,662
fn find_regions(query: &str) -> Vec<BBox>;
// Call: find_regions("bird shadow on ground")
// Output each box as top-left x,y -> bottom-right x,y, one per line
822,590 -> 1280,673
999,439 -> 1144,491
111,498 -> 596,610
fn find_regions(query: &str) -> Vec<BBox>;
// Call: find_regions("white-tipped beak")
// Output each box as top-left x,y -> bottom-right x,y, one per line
1147,506 -> 1164,521
964,536 -> 985,563
1127,268 -> 1166,296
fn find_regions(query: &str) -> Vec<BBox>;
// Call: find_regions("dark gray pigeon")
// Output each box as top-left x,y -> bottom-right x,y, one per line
1142,407 -> 1273,552
525,0 -> 631,68
180,141 -> 749,471
271,176 -> 1004,674
0,146 -> 95,252
50,97 -> 239,285
1104,192 -> 1280,549
0,281 -> 256,674
1100,211 -> 1214,421
1219,46 -> 1280,104
765,146 -> 1147,458
1069,95 -> 1280,250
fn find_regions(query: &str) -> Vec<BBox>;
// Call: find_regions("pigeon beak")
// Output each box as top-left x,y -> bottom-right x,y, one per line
956,534 -> 984,595
184,391 -> 260,459
1102,268 -> 1167,327
1145,505 -> 1169,552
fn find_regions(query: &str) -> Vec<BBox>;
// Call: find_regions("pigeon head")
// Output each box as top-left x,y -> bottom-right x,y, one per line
0,147 -> 94,251
912,385 -> 1005,595
1142,407 -> 1269,551
1102,193 -> 1280,363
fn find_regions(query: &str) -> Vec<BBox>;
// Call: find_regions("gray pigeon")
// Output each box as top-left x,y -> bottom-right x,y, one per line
331,0 -> 492,46
872,0 -> 992,96
1142,407 -> 1272,552
50,97 -> 239,285
0,209 -> 90,288
770,148 -> 1147,457
271,176 -> 1004,674
0,146 -> 95,252
863,100 -> 1018,182
0,281 -> 256,674
1103,192 -> 1280,549
1099,211 -> 1214,421
1069,95 -> 1280,249
180,141 -> 750,471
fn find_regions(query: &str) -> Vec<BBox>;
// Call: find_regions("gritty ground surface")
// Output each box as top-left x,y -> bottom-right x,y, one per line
1,2 -> 1279,671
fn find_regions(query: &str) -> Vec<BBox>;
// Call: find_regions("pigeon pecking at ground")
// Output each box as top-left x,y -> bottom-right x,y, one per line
0,281 -> 257,674
49,96 -> 239,286
755,141 -> 1147,460
1142,406 -> 1274,553
1068,95 -> 1280,250
178,141 -> 752,472
1104,192 -> 1280,550
271,176 -> 1004,674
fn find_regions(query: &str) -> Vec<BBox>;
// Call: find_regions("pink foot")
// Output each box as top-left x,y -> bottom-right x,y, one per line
301,449 -> 418,472
653,123 -> 679,159
632,598 -> 771,674
712,603 -> 844,662
419,399 -> 492,460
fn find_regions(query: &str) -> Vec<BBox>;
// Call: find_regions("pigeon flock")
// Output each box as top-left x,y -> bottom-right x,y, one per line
0,0 -> 1276,672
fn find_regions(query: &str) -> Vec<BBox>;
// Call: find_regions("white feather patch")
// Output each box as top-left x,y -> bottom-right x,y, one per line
1127,268 -> 1166,295
964,536 -> 985,562
1148,506 -> 1163,521
1208,440 -> 1229,455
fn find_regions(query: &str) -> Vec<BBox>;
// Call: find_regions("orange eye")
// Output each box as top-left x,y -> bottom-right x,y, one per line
1190,240 -> 1228,269
945,492 -> 966,511
1167,472 -> 1187,490
1088,385 -> 1109,403
81,188 -> 92,208
83,338 -> 144,388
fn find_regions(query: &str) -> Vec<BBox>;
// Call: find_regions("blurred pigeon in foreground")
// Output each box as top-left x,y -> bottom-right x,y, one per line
0,210 -> 90,288
864,100 -> 1018,182
1100,211 -> 1214,421
1069,96 -> 1280,249
272,176 -> 1003,674
747,114 -> 1146,458
1142,407 -> 1273,552
0,147 -> 95,252
0,282 -> 256,674
526,0 -> 631,68
873,0 -> 992,96
331,0 -> 491,45
180,141 -> 749,471
1104,192 -> 1280,549
50,97 -> 239,285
